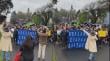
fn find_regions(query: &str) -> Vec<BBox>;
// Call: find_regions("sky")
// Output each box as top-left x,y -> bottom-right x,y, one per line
12,0 -> 98,12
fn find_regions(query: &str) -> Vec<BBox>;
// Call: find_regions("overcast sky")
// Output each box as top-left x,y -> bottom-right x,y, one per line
12,0 -> 97,12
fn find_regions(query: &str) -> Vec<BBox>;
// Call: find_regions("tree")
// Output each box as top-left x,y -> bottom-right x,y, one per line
26,8 -> 32,20
52,0 -> 58,4
16,11 -> 27,19
83,0 -> 109,24
32,13 -> 42,25
0,0 -> 13,14
0,15 -> 6,23
79,12 -> 89,24
68,5 -> 76,21
10,11 -> 17,24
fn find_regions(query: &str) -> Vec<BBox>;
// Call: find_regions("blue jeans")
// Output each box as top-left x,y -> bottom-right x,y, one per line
1,51 -> 11,61
89,52 -> 96,61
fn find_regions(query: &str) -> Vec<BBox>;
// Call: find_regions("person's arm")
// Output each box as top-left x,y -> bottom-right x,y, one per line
95,35 -> 98,41
82,30 -> 90,36
38,32 -> 48,37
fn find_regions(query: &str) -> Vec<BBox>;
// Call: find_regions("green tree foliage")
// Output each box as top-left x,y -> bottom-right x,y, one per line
17,11 -> 27,19
83,0 -> 109,24
52,0 -> 58,4
79,12 -> 89,24
89,9 -> 107,24
32,13 -> 42,25
10,11 -> 17,24
89,10 -> 97,24
15,9 -> 32,21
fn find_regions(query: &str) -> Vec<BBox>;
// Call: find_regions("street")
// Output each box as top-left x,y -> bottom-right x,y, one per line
12,44 -> 109,61
0,0 -> 110,61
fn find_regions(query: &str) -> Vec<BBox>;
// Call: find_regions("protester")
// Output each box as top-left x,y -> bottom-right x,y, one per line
0,16 -> 13,61
107,28 -> 110,47
51,28 -> 57,44
20,35 -> 35,61
13,26 -> 19,45
56,25 -> 63,44
10,27 -> 16,42
83,30 -> 98,61
60,26 -> 68,48
37,26 -> 49,61
10,27 -> 15,35
47,28 -> 52,43
31,24 -> 37,31
97,26 -> 108,47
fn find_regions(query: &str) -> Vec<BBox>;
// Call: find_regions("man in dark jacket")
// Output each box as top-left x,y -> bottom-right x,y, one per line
20,35 -> 35,61
60,27 -> 68,48
108,28 -> 110,47
13,27 -> 18,45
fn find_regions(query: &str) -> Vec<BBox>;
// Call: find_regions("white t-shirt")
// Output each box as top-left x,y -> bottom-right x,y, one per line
57,29 -> 62,35
11,28 -> 15,33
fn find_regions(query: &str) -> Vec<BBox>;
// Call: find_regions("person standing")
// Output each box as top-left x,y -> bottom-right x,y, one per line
13,26 -> 18,46
51,28 -> 57,45
37,26 -> 48,61
97,27 -> 108,47
0,16 -> 13,61
83,30 -> 98,61
107,28 -> 110,47
60,26 -> 68,48
20,35 -> 35,61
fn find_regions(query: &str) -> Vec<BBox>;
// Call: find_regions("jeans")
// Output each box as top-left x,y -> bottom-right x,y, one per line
1,51 -> 11,61
89,52 -> 96,61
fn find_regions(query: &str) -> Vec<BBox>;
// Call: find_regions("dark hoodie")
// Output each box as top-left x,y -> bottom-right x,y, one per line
20,35 -> 35,61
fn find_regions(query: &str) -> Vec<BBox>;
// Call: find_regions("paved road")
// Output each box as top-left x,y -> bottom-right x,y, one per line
12,44 -> 109,61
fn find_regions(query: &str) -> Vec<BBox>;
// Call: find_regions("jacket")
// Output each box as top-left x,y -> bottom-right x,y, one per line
20,42 -> 35,61
83,30 -> 98,53
38,32 -> 48,45
0,24 -> 13,52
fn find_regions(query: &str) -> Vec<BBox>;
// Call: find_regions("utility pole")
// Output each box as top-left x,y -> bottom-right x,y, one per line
27,8 -> 30,21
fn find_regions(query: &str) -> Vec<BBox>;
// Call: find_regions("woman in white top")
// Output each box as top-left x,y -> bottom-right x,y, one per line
0,18 -> 13,61
83,30 -> 98,61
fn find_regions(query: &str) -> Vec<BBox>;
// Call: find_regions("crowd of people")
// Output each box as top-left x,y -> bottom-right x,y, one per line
0,16 -> 109,61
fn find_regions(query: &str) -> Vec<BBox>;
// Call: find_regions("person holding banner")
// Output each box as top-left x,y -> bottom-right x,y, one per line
0,16 -> 13,61
83,30 -> 98,61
